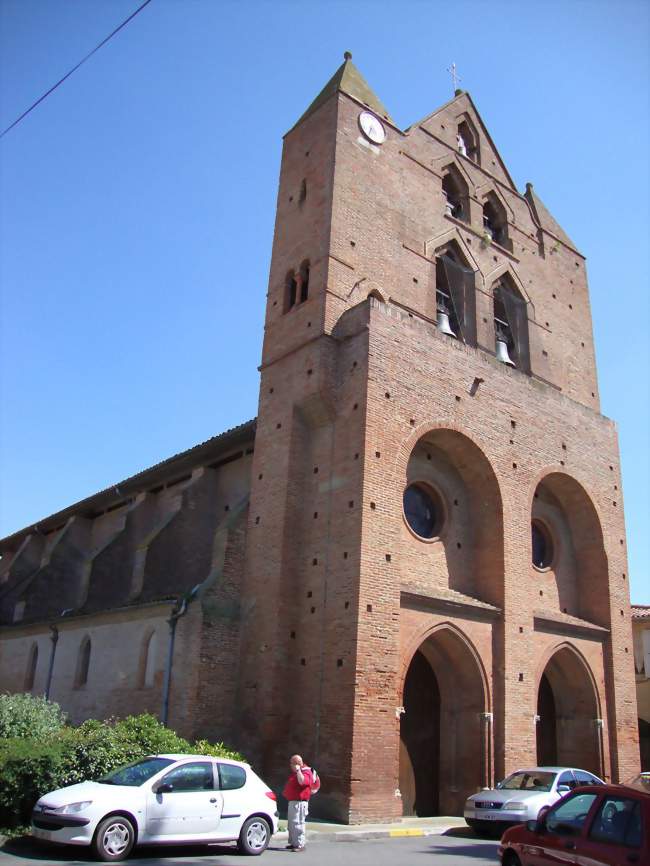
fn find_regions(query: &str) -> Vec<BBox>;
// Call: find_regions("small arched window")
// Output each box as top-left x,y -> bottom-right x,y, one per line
493,275 -> 530,373
441,165 -> 469,223
457,117 -> 480,164
482,193 -> 510,250
142,630 -> 158,688
299,261 -> 310,303
25,643 -> 38,691
285,270 -> 298,311
75,636 -> 91,688
435,243 -> 477,346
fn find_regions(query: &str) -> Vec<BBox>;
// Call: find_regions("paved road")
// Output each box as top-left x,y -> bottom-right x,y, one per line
0,831 -> 500,866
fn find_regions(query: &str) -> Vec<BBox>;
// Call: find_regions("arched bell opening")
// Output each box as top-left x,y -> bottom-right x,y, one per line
399,627 -> 489,816
536,646 -> 602,776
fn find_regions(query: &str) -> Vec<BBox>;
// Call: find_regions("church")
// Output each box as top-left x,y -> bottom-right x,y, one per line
0,54 -> 640,822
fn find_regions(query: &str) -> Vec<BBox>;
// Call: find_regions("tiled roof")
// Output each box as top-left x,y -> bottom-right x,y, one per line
632,605 -> 650,620
0,418 -> 256,548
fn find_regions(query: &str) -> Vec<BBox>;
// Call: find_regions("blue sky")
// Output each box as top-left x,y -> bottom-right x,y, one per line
1,0 -> 648,604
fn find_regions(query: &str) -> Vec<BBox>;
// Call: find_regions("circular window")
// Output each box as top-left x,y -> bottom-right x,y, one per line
403,483 -> 444,539
532,520 -> 554,569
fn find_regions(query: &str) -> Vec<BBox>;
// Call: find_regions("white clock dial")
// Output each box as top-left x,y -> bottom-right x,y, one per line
359,111 -> 386,145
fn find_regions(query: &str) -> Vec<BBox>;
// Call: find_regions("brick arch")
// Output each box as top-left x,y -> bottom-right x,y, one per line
400,620 -> 490,712
535,641 -> 603,777
529,469 -> 609,627
399,622 -> 491,816
394,422 -> 504,607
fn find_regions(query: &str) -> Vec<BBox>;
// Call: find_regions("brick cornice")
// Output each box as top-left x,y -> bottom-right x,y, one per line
401,587 -> 501,622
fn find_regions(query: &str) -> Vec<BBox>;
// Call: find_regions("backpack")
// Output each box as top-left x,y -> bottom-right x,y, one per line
309,767 -> 321,795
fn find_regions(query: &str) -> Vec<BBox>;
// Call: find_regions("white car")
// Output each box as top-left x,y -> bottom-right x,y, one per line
30,754 -> 279,860
464,766 -> 605,836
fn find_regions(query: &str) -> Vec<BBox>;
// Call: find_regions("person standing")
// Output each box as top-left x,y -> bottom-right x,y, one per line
282,754 -> 313,852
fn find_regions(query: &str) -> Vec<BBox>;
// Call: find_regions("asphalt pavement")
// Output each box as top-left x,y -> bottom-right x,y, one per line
0,829 -> 501,866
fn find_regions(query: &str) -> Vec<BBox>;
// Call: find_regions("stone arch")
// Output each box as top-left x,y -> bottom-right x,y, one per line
536,642 -> 603,776
399,623 -> 490,816
397,423 -> 504,607
425,228 -> 480,272
530,470 -> 609,625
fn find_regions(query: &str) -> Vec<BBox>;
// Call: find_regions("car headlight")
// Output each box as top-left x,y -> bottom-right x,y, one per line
52,801 -> 93,814
504,801 -> 527,811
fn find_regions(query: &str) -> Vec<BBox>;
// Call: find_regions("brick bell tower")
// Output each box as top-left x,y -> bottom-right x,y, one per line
237,54 -> 638,822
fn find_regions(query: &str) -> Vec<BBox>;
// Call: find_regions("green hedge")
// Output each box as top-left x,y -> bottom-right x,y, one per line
0,699 -> 243,829
0,693 -> 66,740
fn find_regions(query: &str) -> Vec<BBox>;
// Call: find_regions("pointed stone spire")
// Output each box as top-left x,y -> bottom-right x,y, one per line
292,51 -> 394,129
524,182 -> 577,251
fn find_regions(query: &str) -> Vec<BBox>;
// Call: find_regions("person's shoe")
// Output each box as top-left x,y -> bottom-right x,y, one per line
292,847 -> 305,852
285,845 -> 295,850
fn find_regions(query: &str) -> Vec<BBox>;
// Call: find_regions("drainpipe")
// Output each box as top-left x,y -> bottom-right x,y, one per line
45,625 -> 59,701
161,597 -> 189,727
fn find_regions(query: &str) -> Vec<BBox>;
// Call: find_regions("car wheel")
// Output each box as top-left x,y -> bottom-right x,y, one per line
237,816 -> 271,856
502,852 -> 522,866
92,815 -> 136,862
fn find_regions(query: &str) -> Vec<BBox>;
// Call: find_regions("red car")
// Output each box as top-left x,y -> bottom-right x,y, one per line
498,780 -> 649,866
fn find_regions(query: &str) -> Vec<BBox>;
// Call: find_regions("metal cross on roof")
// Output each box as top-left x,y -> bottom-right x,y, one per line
447,62 -> 461,93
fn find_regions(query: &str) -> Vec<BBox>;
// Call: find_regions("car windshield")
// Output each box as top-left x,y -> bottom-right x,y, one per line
498,771 -> 556,792
97,757 -> 175,787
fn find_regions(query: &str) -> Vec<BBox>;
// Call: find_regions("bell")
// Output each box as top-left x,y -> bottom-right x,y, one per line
496,338 -> 516,367
437,310 -> 456,337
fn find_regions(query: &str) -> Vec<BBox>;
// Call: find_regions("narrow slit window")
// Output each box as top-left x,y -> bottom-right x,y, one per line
75,637 -> 91,688
285,271 -> 297,311
299,261 -> 310,302
25,643 -> 38,691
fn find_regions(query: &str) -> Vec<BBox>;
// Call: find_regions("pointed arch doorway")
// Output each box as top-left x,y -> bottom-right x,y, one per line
536,646 -> 602,776
399,627 -> 489,816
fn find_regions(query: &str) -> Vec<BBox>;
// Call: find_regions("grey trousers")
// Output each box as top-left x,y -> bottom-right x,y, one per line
287,800 -> 309,848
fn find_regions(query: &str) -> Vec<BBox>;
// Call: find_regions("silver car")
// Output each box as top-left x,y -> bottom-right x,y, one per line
464,766 -> 604,836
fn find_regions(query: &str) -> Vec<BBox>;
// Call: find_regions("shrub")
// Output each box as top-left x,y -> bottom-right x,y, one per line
0,737 -> 71,826
0,693 -> 66,740
0,712 -> 244,829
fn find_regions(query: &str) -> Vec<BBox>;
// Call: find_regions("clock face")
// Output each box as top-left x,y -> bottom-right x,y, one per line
359,111 -> 386,145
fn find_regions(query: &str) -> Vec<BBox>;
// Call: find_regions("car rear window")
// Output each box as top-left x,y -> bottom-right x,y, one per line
218,763 -> 246,790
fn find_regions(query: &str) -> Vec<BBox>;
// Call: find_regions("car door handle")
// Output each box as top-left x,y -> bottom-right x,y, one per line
209,798 -> 217,803
563,840 -> 576,850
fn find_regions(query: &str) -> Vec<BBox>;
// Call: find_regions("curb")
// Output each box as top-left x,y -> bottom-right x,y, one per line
275,824 -> 460,844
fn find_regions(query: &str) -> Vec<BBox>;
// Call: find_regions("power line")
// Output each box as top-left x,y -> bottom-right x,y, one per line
0,0 -> 154,139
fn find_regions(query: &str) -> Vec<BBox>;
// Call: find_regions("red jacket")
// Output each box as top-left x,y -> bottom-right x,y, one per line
283,767 -> 313,802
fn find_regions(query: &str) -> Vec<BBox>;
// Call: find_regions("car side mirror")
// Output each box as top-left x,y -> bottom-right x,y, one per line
154,782 -> 173,794
526,819 -> 545,834
557,784 -> 570,794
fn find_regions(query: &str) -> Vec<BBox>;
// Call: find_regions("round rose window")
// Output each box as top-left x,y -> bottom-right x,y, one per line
403,483 -> 444,539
